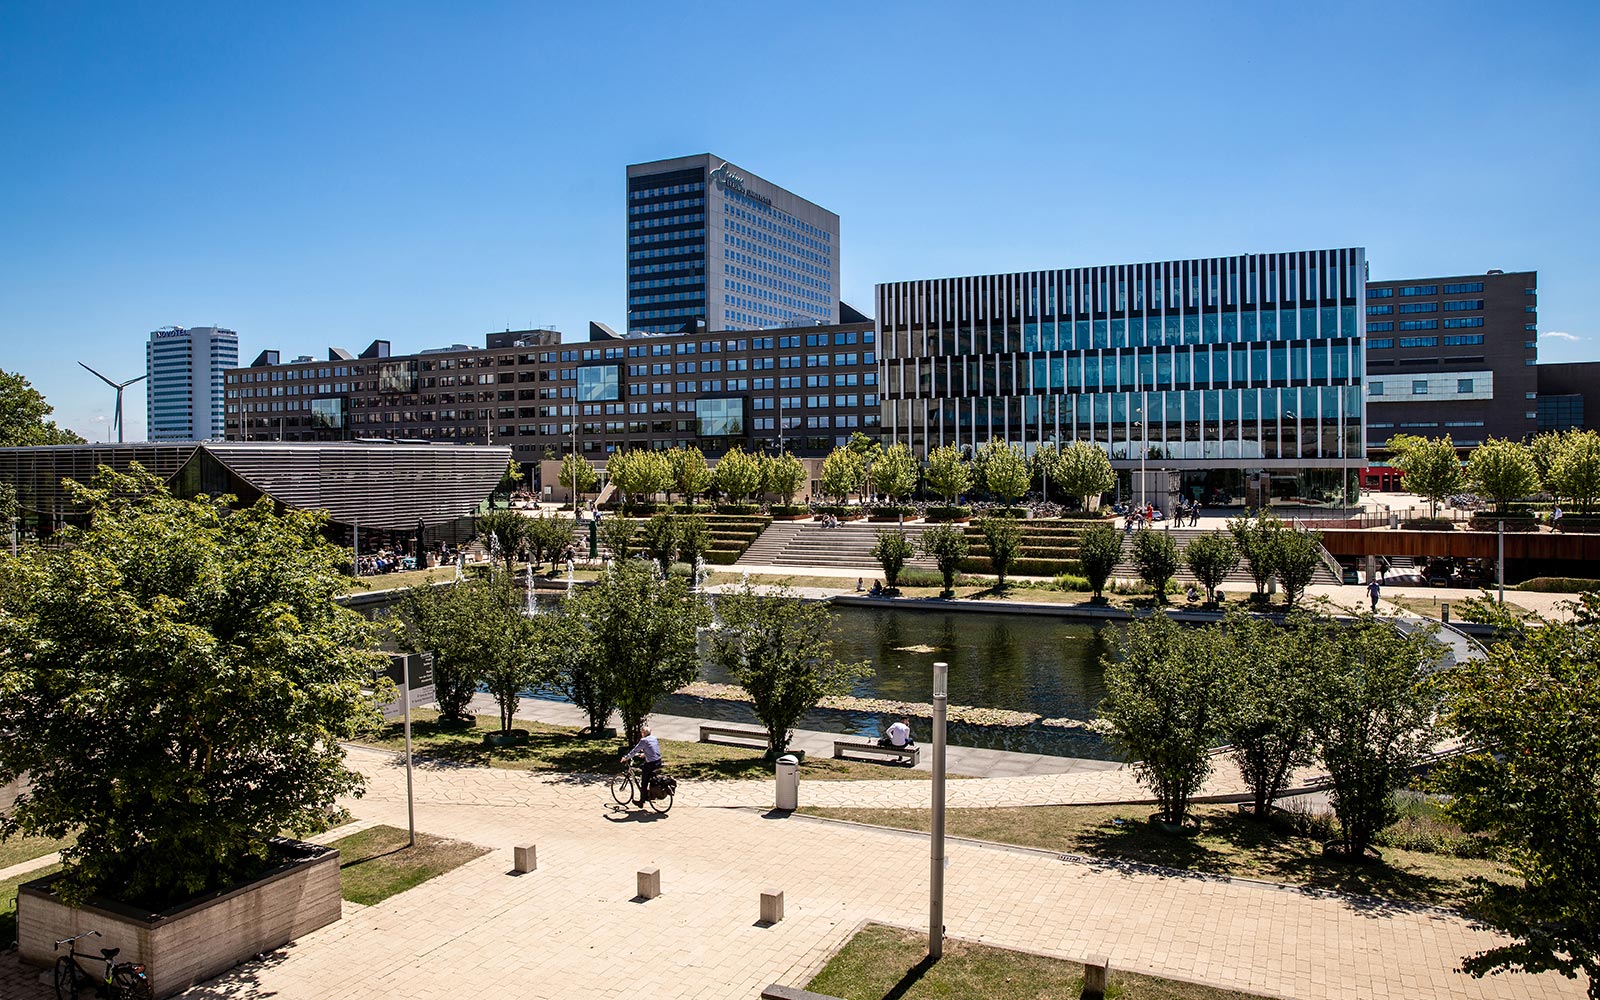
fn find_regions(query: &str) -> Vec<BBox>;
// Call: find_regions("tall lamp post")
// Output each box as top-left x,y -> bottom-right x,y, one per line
928,660 -> 949,959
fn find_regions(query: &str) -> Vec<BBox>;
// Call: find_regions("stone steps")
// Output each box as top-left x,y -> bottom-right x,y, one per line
737,520 -> 937,571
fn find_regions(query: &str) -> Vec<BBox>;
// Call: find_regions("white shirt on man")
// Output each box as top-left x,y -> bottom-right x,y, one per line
886,721 -> 912,748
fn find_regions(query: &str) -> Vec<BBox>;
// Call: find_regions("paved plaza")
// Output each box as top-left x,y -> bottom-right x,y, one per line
3,744 -> 1582,1000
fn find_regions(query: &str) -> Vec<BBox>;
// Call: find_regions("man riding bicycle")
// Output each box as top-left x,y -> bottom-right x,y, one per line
620,727 -> 663,808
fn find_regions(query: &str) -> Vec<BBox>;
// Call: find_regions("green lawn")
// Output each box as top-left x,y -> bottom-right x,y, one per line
0,832 -> 73,870
356,710 -> 931,782
809,922 -> 1273,1000
801,802 -> 1506,911
0,862 -> 62,947
329,824 -> 489,906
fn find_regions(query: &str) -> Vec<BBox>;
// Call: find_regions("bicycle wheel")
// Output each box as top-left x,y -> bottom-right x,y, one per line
646,780 -> 673,814
113,967 -> 153,1000
53,956 -> 79,1000
608,772 -> 634,806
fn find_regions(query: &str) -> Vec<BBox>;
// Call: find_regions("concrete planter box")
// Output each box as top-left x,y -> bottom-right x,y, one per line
18,840 -> 341,999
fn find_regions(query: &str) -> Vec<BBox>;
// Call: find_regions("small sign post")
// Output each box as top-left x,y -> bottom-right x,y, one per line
381,651 -> 435,848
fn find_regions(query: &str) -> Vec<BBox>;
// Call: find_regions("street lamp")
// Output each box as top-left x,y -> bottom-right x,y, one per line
929,660 -> 949,959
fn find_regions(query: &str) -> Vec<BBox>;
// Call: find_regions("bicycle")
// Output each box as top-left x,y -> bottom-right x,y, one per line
609,756 -> 674,813
54,931 -> 152,1000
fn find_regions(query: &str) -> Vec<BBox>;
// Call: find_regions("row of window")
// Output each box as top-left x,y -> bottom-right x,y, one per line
627,197 -> 703,216
629,181 -> 705,201
629,227 -> 705,246
1370,379 -> 1476,396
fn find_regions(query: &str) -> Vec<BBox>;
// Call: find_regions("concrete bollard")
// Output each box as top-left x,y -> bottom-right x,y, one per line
637,867 -> 661,900
1082,954 -> 1110,998
760,889 -> 784,925
514,844 -> 537,873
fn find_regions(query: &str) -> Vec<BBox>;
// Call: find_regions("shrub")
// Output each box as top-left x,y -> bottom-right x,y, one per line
769,503 -> 809,518
598,515 -> 637,560
714,503 -> 762,515
1078,523 -> 1123,599
1053,572 -> 1091,592
1131,528 -> 1180,600
918,524 -> 970,595
1516,577 -> 1600,593
977,516 -> 1023,586
870,530 -> 916,589
1402,517 -> 1457,531
1182,531 -> 1239,598
923,504 -> 972,522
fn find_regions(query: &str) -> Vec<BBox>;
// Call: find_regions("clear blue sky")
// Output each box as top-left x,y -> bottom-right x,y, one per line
3,1 -> 1596,441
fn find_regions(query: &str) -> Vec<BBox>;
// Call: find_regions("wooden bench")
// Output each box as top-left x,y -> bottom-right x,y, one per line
832,740 -> 920,767
698,724 -> 769,749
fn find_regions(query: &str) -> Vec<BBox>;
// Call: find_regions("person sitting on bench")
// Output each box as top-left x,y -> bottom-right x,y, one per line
878,717 -> 915,750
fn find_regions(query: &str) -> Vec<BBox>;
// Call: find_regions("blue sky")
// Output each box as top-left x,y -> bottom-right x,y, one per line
2,1 -> 1596,440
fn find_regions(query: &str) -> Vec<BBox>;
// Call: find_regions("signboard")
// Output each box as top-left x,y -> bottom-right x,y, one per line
379,651 -> 436,720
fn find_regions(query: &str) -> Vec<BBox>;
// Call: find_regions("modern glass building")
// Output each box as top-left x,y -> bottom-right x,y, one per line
876,249 -> 1367,497
146,325 -> 239,441
626,154 -> 840,336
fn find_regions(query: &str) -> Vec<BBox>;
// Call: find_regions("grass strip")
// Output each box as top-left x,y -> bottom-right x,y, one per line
0,862 -> 62,948
329,824 -> 488,906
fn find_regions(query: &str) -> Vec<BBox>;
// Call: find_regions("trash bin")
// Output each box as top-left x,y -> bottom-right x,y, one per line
775,754 -> 799,811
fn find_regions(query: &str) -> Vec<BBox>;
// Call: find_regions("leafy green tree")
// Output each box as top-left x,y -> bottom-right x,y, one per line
635,449 -> 674,502
607,449 -> 669,507
670,446 -> 714,504
977,515 -> 1023,587
1437,594 -> 1600,996
0,467 -> 382,906
1182,531 -> 1239,600
598,515 -> 637,561
393,583 -> 479,724
639,513 -> 680,575
1548,429 -> 1600,515
1054,440 -> 1116,511
924,444 -> 973,504
762,451 -> 807,504
1031,443 -> 1061,500
523,514 -> 574,570
677,515 -> 711,567
558,607 -> 612,736
1530,431 -> 1565,487
819,446 -> 864,503
975,439 -> 1030,505
1131,528 -> 1180,600
846,432 -> 883,497
918,523 -> 969,596
870,529 -> 916,589
707,583 -> 870,758
713,446 -> 764,503
569,560 -> 708,745
1311,614 -> 1443,859
1228,510 -> 1285,599
1273,528 -> 1325,608
476,509 -> 528,575
1466,438 -> 1540,514
604,449 -> 635,504
1077,522 -> 1123,599
560,452 -> 598,506
1099,612 -> 1238,825
0,368 -> 85,446
869,442 -> 919,502
1388,434 -> 1463,517
0,482 -> 16,539
1224,609 -> 1323,817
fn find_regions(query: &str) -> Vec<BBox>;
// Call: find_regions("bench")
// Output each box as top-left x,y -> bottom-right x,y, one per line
832,740 -> 920,767
698,724 -> 769,749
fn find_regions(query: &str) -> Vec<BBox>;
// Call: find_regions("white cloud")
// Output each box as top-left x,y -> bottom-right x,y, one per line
1541,330 -> 1582,341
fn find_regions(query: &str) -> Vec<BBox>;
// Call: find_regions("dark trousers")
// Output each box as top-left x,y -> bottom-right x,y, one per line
637,759 -> 661,805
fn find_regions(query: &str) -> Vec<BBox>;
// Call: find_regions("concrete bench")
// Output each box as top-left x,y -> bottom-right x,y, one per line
832,740 -> 920,767
761,985 -> 845,1000
698,724 -> 769,749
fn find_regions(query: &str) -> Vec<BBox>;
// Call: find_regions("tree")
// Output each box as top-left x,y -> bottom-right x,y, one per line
1183,531 -> 1239,600
846,432 -> 883,498
1466,438 -> 1539,514
871,530 -> 916,589
924,444 -> 973,504
1131,528 -> 1179,600
1078,522 -> 1123,600
708,583 -> 870,758
598,515 -> 637,561
819,446 -> 864,503
0,368 -> 85,446
500,457 -> 524,494
1031,443 -> 1061,501
763,451 -> 807,505
569,560 -> 708,746
918,524 -> 969,596
1310,614 -> 1443,859
393,582 -> 478,724
604,450 -> 635,504
1437,594 -> 1600,996
1228,510 -> 1284,599
523,514 -> 574,570
0,467 -> 382,906
1054,441 -> 1116,511
1273,528 -> 1325,608
401,575 -> 548,735
560,452 -> 598,505
678,515 -> 711,569
713,446 -> 764,503
1530,431 -> 1566,488
607,450 -> 669,507
558,605 -> 612,736
670,446 -> 713,504
869,442 -> 918,502
1099,612 -> 1237,825
1548,430 -> 1600,515
975,439 -> 1030,505
639,513 -> 680,575
1224,609 -> 1323,818
476,509 -> 528,575
1388,434 -> 1463,516
977,515 -> 1023,587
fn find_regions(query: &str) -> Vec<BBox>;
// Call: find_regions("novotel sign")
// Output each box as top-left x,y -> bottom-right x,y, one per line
709,161 -> 772,207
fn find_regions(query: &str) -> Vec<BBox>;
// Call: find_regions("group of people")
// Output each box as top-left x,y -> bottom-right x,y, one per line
819,513 -> 845,528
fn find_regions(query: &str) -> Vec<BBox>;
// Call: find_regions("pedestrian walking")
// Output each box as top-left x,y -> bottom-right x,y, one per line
1367,578 -> 1381,612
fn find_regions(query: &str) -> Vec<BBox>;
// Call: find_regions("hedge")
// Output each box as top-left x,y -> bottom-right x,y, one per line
957,556 -> 1081,576
1517,577 -> 1600,593
1470,514 -> 1539,532
1402,518 -> 1457,532
924,505 -> 972,522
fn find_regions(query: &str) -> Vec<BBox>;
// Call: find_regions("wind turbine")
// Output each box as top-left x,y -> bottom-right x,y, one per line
79,362 -> 147,444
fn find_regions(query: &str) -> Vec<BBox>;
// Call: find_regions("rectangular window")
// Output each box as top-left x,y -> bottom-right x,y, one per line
1442,299 -> 1483,311
1369,322 -> 1394,333
1366,305 -> 1393,316
1398,336 -> 1438,348
1443,334 -> 1485,345
1398,303 -> 1437,314
1413,380 -> 1428,395
1368,338 -> 1394,348
1399,320 -> 1438,331
1370,382 -> 1385,396
1400,285 -> 1438,297
1458,379 -> 1474,393
1368,287 -> 1395,298
1443,318 -> 1485,329
1442,282 -> 1484,294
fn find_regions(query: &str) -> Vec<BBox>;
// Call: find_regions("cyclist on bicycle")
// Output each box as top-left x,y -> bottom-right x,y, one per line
620,727 -> 662,808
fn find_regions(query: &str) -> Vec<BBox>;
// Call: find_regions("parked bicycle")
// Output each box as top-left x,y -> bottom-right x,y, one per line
609,756 -> 675,813
54,931 -> 151,1000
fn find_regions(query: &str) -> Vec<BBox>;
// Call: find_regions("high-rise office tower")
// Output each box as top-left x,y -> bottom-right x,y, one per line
147,325 -> 239,441
626,154 -> 840,335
